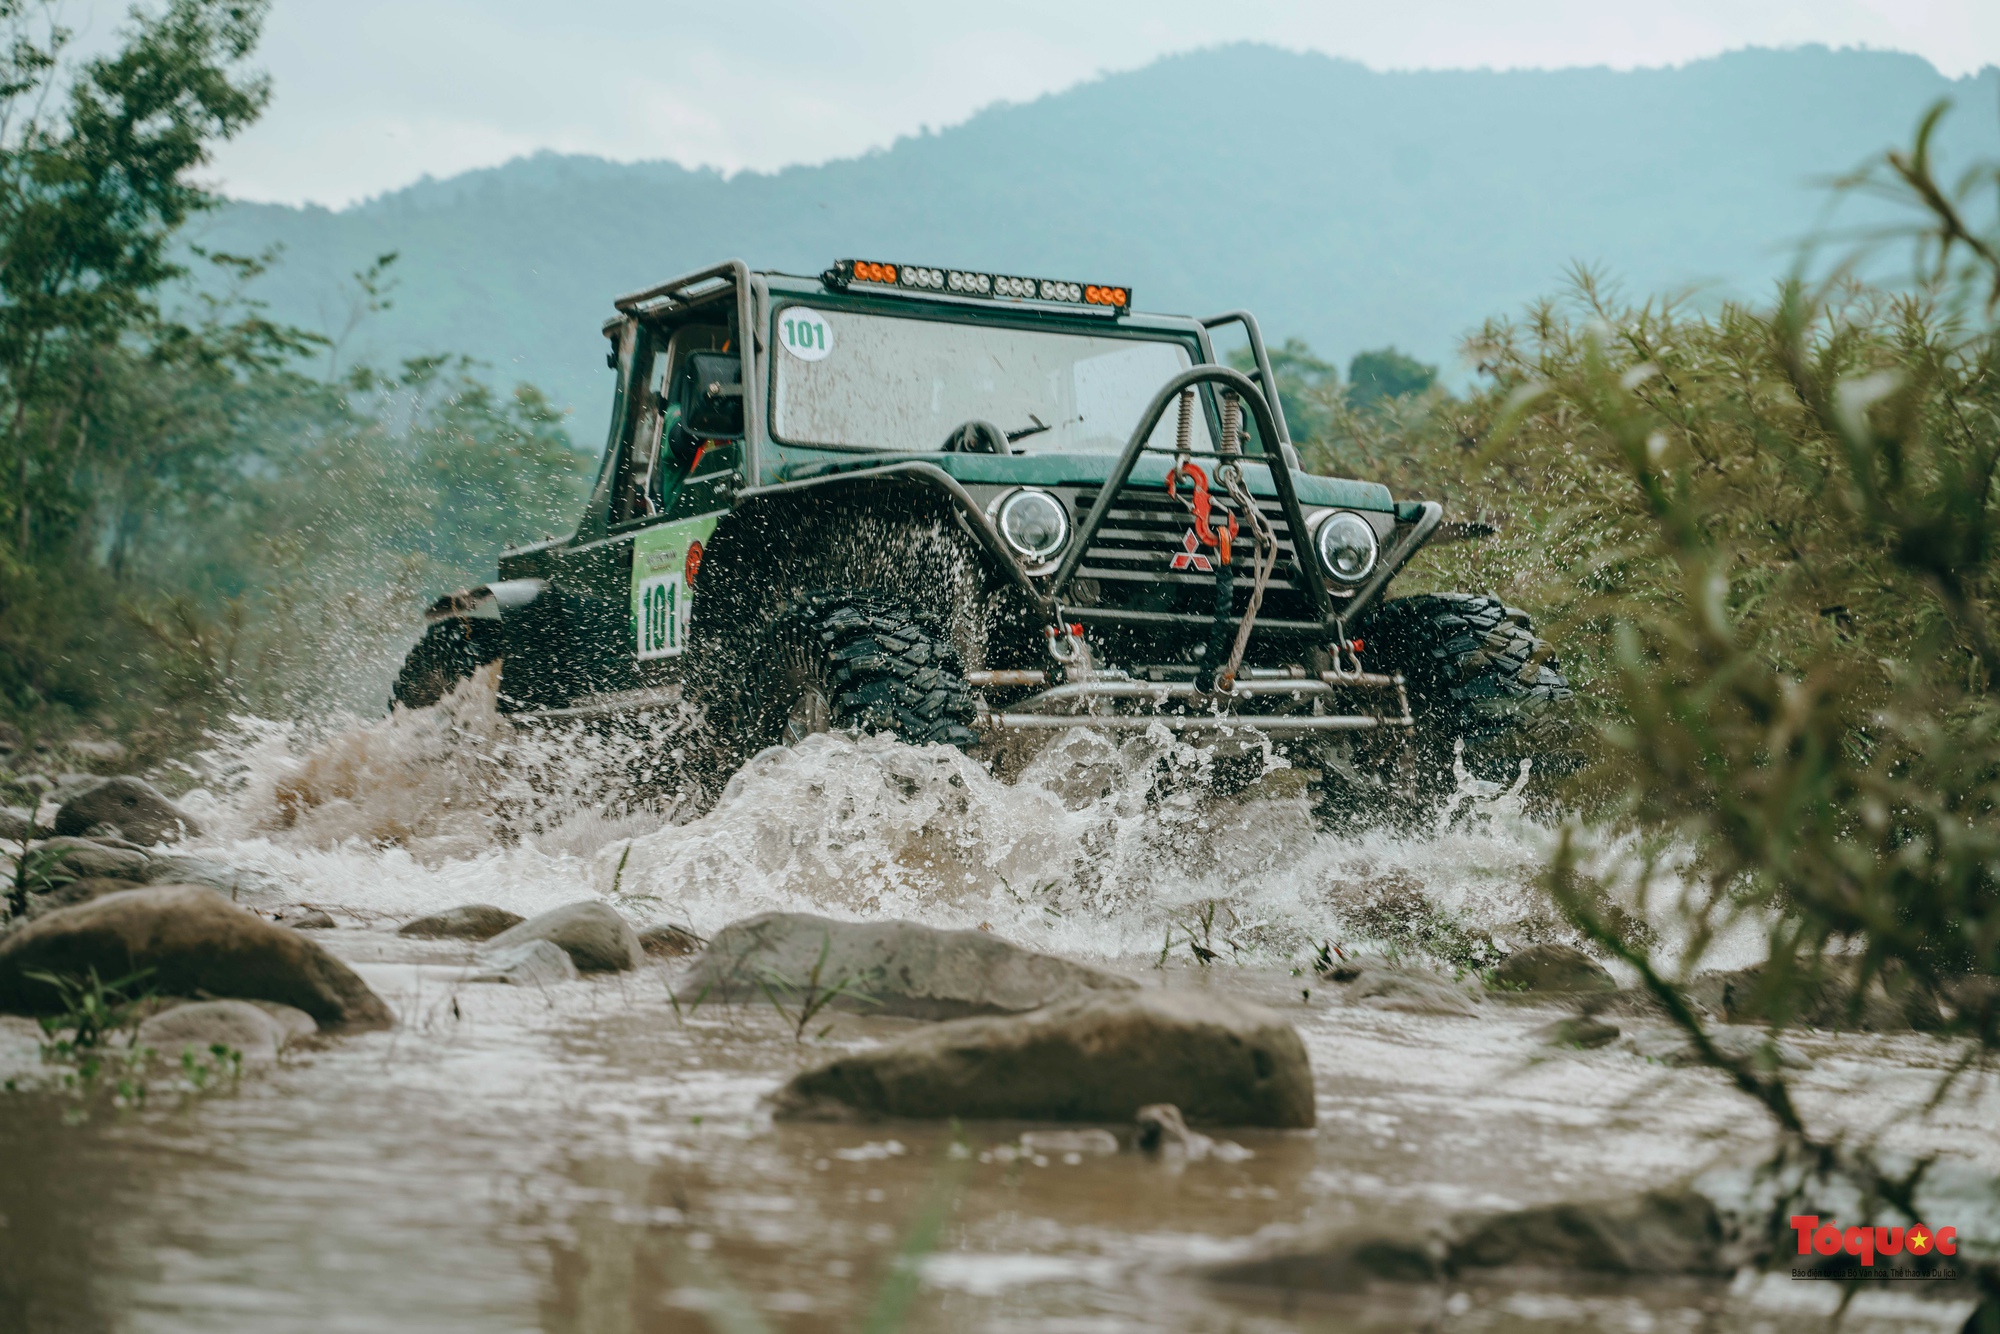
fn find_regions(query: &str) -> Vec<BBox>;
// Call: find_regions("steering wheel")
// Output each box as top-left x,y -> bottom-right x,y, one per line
939,420 -> 1008,455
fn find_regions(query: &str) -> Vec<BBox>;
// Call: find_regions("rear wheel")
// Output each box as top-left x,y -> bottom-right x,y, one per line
390,619 -> 504,710
736,591 -> 981,755
1315,593 -> 1579,825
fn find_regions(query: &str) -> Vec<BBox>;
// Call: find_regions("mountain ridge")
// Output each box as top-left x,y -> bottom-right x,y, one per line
187,43 -> 2000,444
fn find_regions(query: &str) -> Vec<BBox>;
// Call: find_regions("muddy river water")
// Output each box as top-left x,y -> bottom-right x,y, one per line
3,695 -> 1994,1331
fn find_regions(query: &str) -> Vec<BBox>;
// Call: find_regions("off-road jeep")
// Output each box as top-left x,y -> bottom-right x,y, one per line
393,258 -> 1574,820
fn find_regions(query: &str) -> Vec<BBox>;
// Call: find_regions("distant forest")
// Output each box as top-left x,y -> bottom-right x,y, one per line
190,43 -> 2000,441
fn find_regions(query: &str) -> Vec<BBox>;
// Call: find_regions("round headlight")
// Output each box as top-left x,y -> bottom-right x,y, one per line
1315,511 -> 1379,582
997,488 -> 1070,564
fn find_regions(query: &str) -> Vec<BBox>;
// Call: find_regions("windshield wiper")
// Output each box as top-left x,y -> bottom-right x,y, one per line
1005,415 -> 1052,443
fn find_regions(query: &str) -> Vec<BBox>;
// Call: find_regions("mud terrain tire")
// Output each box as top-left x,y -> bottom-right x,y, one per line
390,619 -> 503,710
737,591 -> 980,755
1362,592 -> 1578,806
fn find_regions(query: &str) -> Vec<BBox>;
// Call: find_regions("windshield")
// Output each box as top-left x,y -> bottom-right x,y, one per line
770,307 -> 1216,454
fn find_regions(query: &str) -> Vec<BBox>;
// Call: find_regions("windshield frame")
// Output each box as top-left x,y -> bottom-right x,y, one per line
764,295 -> 1216,457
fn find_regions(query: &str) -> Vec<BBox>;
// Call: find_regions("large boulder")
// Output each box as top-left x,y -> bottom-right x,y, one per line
1489,943 -> 1615,994
482,900 -> 641,972
398,904 -> 524,941
52,776 -> 199,846
677,912 -> 1138,1020
771,988 -> 1314,1127
0,885 -> 392,1030
0,805 -> 31,840
136,999 -> 315,1064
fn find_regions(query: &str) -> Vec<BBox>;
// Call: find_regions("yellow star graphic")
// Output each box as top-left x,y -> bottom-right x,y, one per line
1909,1228 -> 1931,1251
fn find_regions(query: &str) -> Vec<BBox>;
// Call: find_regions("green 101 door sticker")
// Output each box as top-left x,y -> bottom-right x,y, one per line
779,308 -> 832,361
631,515 -> 719,660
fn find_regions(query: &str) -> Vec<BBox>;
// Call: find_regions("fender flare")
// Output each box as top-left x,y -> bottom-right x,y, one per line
726,462 -> 1053,617
422,577 -> 548,627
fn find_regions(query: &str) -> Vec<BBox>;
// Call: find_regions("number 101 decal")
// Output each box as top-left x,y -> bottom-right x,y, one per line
636,572 -> 685,658
631,518 -> 717,661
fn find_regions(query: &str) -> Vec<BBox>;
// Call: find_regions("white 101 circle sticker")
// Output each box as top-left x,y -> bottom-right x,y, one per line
779,309 -> 832,361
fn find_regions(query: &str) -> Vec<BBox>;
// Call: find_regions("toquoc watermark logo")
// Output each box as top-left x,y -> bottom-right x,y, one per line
1790,1214 -> 1960,1280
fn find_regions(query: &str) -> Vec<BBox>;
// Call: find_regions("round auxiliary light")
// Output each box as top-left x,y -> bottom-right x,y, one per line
1315,511 -> 1379,583
997,488 -> 1070,564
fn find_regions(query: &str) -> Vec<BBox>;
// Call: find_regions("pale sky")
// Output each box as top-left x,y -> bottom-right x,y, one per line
57,0 -> 2000,208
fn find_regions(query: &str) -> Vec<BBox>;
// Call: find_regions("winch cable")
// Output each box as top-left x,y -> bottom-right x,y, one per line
1214,392 -> 1278,694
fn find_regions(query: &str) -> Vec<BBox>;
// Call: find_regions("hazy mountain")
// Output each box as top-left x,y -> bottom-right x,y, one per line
189,43 -> 2000,445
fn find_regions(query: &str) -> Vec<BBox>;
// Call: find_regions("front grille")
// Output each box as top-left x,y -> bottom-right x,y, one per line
1067,486 -> 1317,623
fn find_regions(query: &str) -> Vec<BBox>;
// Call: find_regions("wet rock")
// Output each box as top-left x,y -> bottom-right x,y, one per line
1136,1102 -> 1255,1161
284,909 -> 337,930
1530,1014 -> 1620,1048
1627,1022 -> 1810,1070
0,885 -> 393,1030
771,989 -> 1314,1128
40,836 -> 149,883
244,999 -> 320,1045
397,904 -> 524,941
468,939 -> 579,986
679,911 -> 1138,1020
1333,963 -> 1479,1017
1204,1187 -> 1725,1299
137,999 -> 310,1063
1685,958 -> 1941,1033
638,923 -> 705,958
64,738 -> 126,766
1206,1237 -> 1443,1296
25,876 -> 144,920
0,805 -> 31,840
52,776 -> 199,846
483,900 -> 641,972
1489,943 -> 1615,994
1019,1128 -> 1120,1157
1448,1188 -> 1727,1275
143,853 -> 281,900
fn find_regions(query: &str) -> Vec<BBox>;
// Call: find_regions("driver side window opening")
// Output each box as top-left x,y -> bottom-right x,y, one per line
614,319 -> 733,526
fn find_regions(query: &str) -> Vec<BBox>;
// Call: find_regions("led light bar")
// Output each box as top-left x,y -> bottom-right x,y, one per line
825,259 -> 1130,313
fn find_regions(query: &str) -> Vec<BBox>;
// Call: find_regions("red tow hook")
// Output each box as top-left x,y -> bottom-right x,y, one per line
1164,460 -> 1238,566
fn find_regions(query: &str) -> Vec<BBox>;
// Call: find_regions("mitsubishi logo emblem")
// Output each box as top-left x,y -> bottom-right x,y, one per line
1170,530 -> 1213,572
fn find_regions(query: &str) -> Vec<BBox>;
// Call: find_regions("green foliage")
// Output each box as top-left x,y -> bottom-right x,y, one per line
5,837 -> 72,918
754,932 -> 875,1041
0,3 -> 590,753
1301,100 -> 2000,1240
1346,346 -> 1437,409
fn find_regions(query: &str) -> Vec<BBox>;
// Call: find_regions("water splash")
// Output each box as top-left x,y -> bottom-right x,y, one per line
157,680 -> 1675,969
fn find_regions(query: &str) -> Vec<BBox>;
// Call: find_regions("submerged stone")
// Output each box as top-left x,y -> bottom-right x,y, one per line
1340,965 -> 1479,1017
397,904 -> 524,941
1489,943 -> 1616,994
469,939 -> 579,986
0,884 -> 393,1030
1531,1015 -> 1621,1049
771,989 -> 1314,1128
483,900 -> 641,972
137,998 -> 314,1063
677,911 -> 1138,1020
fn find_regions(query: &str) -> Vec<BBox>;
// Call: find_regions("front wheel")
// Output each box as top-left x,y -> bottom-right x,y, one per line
735,591 -> 981,755
390,619 -> 504,710
1313,593 -> 1579,826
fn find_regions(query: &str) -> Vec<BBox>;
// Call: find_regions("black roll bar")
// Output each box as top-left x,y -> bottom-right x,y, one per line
1048,365 -> 1335,628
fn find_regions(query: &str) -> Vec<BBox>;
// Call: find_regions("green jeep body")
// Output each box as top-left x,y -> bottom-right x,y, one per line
395,258 -> 1573,818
